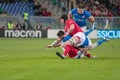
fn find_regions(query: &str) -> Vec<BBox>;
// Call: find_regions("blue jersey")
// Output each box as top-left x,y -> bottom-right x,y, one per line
70,8 -> 92,27
62,35 -> 71,42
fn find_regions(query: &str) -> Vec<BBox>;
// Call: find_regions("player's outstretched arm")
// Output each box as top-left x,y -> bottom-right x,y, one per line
46,37 -> 62,48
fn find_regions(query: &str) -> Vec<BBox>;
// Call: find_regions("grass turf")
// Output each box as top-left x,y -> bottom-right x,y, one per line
0,38 -> 120,80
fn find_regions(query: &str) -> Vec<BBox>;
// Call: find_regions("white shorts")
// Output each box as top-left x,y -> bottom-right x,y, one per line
73,32 -> 86,46
73,32 -> 92,48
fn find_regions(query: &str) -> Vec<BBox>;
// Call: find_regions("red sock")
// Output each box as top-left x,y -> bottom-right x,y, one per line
84,51 -> 91,58
63,44 -> 71,56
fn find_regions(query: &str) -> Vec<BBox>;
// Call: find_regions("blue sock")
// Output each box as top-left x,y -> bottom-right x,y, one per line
84,28 -> 93,36
96,39 -> 106,46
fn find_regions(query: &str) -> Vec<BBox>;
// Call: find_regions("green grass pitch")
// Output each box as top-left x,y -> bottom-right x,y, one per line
0,38 -> 120,80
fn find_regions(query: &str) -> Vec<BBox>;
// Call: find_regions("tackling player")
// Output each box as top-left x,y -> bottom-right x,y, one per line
47,31 -> 94,59
48,14 -> 109,59
55,30 -> 95,59
47,30 -> 109,59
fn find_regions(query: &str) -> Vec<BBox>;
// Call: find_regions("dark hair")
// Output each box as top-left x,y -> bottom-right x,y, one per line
57,30 -> 65,37
61,14 -> 68,22
78,4 -> 84,9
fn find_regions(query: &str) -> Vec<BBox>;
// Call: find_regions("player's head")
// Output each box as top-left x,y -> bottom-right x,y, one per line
60,14 -> 68,24
77,4 -> 84,14
57,30 -> 65,39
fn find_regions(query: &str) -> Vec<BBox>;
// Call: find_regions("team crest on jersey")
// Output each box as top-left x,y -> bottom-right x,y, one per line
82,15 -> 85,18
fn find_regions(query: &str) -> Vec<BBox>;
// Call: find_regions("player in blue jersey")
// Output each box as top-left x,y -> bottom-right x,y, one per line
68,4 -> 95,31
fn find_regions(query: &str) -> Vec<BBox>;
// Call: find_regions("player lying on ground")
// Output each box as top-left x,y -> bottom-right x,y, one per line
47,30 -> 109,59
47,32 -> 94,59
46,18 -> 97,59
47,31 -> 92,59
46,23 -> 96,59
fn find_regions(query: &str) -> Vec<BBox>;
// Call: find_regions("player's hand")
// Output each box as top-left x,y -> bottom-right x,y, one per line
46,45 -> 53,48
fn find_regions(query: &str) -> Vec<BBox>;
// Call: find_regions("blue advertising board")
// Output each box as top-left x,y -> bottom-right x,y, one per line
97,30 -> 120,38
